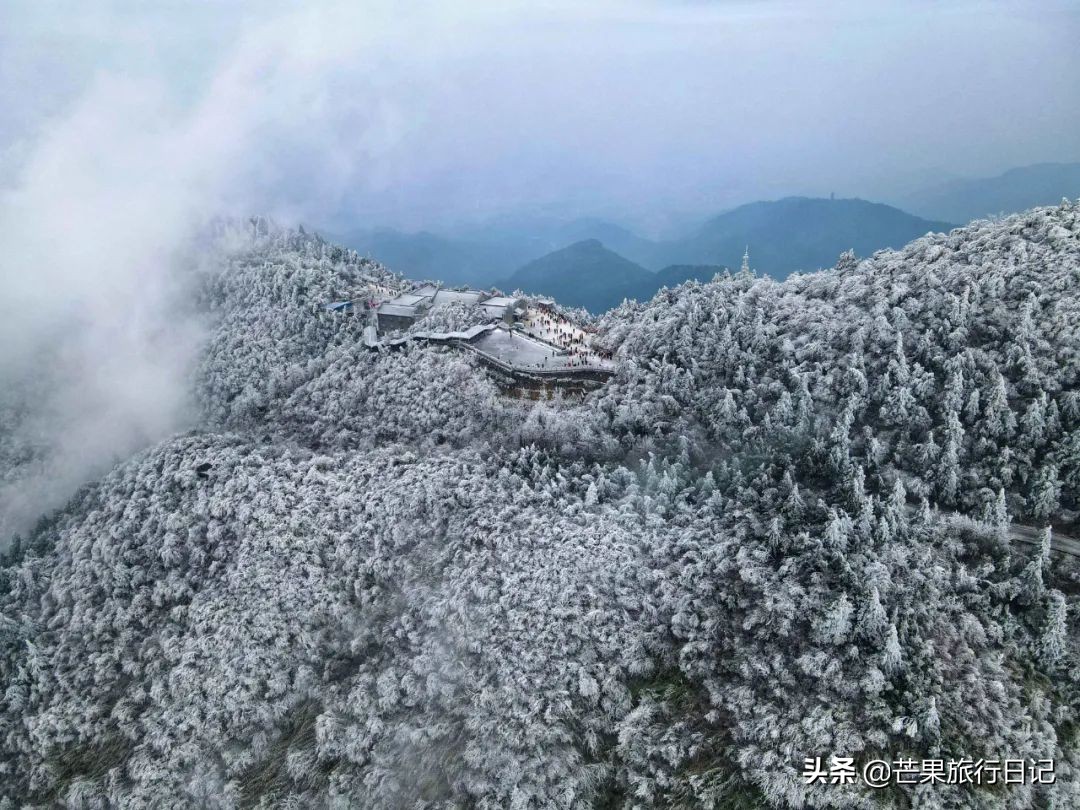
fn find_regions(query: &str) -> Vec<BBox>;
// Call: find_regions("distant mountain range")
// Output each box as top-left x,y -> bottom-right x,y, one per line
334,166 -> 1080,300
331,216 -> 661,288
632,197 -> 953,277
898,162 -> 1080,224
331,163 -> 1080,312
500,239 -> 725,312
336,197 -> 952,309
498,197 -> 953,310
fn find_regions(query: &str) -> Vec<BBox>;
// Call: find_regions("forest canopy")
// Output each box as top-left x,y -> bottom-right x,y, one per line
2,204 -> 1080,808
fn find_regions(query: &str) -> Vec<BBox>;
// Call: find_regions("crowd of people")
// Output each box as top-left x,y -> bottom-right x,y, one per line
521,308 -> 613,369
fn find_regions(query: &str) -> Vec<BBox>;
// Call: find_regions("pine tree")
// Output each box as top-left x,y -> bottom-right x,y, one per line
882,624 -> 904,674
963,389 -> 980,425
1028,464 -> 1061,521
922,696 -> 941,743
981,371 -> 1016,440
835,249 -> 858,274
823,509 -> 851,551
1037,591 -> 1068,670
819,593 -> 854,646
887,477 -> 907,523
859,586 -> 888,644
1020,393 -> 1048,450
847,464 -> 867,512
1017,528 -> 1049,605
584,480 -> 599,507
994,487 -> 1009,527
937,407 -> 963,506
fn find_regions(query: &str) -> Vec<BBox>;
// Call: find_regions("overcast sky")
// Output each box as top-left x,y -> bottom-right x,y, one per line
1,0 -> 1078,233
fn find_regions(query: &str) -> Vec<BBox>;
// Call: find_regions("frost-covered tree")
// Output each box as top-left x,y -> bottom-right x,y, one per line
3,204 -> 1080,808
1037,590 -> 1068,670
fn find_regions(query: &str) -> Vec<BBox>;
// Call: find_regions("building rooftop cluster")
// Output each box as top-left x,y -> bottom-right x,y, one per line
329,284 -> 615,384
359,284 -> 525,333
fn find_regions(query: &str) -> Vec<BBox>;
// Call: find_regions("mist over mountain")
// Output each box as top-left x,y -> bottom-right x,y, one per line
332,227 -> 518,287
2,203 -> 1079,807
901,162 -> 1080,224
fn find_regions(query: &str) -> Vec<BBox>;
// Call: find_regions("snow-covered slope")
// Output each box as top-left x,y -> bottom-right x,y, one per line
2,204 -> 1080,808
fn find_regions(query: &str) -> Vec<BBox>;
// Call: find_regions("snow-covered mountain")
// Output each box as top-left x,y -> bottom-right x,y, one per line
2,203 -> 1080,808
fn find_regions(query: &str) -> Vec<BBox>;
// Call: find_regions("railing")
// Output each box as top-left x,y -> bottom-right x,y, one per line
460,342 -> 614,382
363,322 -> 615,384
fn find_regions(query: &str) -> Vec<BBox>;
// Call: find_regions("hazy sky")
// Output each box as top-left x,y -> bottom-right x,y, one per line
1,1 -> 1078,233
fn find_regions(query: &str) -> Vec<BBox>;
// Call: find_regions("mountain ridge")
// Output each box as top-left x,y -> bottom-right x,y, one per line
641,196 -> 954,276
498,240 -> 729,312
333,195 -> 954,293
500,238 -> 655,312
900,161 -> 1080,224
